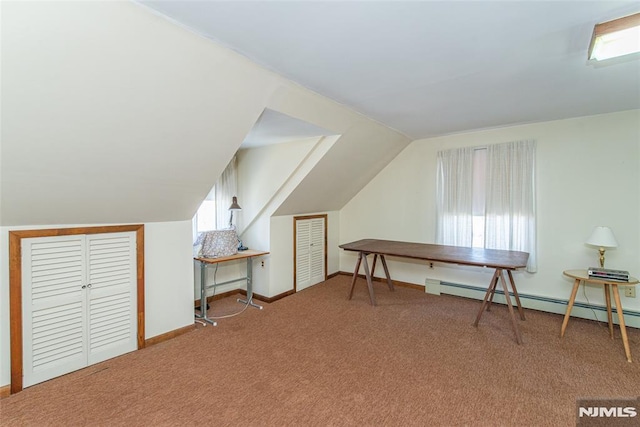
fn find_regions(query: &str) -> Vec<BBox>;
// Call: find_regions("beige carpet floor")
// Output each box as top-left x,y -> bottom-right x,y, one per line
2,275 -> 639,426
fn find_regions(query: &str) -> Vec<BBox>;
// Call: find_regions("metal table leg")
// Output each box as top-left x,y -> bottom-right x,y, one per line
195,260 -> 217,326
238,257 -> 262,309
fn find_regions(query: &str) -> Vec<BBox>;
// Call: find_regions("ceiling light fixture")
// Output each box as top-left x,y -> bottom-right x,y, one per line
588,12 -> 640,61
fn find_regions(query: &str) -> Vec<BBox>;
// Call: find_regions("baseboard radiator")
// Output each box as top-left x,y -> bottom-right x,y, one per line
426,280 -> 640,329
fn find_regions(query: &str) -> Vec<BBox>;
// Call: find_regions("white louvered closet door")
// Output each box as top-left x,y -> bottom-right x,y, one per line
22,232 -> 137,387
22,235 -> 89,388
295,217 -> 326,292
86,233 -> 137,365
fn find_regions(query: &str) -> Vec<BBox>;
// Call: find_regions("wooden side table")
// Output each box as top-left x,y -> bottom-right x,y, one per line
561,269 -> 639,362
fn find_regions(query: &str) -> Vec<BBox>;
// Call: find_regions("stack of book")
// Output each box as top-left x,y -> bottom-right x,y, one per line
588,267 -> 630,282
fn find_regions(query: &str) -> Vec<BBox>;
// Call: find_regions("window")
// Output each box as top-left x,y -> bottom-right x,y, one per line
193,186 -> 216,241
195,198 -> 216,232
436,140 -> 536,272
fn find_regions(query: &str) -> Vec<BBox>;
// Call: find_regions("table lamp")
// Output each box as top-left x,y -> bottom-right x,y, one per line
585,226 -> 618,268
228,196 -> 241,228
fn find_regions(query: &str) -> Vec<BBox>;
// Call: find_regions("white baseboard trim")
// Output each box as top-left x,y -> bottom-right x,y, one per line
436,281 -> 640,329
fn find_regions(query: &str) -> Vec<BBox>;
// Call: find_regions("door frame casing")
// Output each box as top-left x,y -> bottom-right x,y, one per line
293,214 -> 327,292
8,224 -> 145,394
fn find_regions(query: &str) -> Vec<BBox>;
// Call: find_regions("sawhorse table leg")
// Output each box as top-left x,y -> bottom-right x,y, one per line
347,252 -> 395,306
474,268 -> 524,344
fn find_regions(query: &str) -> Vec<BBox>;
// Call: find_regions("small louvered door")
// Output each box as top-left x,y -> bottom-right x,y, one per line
86,233 -> 137,365
295,216 -> 326,291
296,220 -> 312,290
22,233 -> 136,387
308,218 -> 325,286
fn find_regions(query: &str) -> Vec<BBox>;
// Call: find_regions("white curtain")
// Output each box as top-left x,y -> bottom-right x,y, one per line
215,155 -> 238,230
436,140 -> 537,273
485,140 -> 537,272
436,147 -> 474,247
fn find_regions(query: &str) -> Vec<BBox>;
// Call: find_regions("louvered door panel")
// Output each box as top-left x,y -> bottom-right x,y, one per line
295,217 -> 326,292
22,236 -> 88,387
296,220 -> 312,289
87,233 -> 137,364
309,218 -> 325,285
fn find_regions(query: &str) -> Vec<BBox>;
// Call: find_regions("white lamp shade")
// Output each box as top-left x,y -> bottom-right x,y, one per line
586,226 -> 618,248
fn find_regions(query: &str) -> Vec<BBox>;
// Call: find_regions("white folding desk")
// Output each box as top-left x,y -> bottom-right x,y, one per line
194,249 -> 269,326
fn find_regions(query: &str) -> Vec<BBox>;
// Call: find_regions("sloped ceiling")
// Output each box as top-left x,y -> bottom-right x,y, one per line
7,1 -> 636,228
240,108 -> 410,216
273,120 -> 409,216
240,109 -> 335,149
1,1 -> 261,226
137,0 -> 640,139
0,1 -> 410,227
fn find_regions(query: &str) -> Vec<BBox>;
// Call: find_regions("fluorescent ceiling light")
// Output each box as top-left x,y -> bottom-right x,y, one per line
588,12 -> 640,61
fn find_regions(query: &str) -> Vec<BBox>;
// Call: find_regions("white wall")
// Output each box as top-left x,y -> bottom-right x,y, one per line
0,220 -> 195,388
340,111 -> 640,324
144,221 -> 195,338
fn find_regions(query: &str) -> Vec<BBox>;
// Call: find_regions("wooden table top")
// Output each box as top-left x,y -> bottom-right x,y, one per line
339,239 -> 529,270
195,249 -> 269,264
